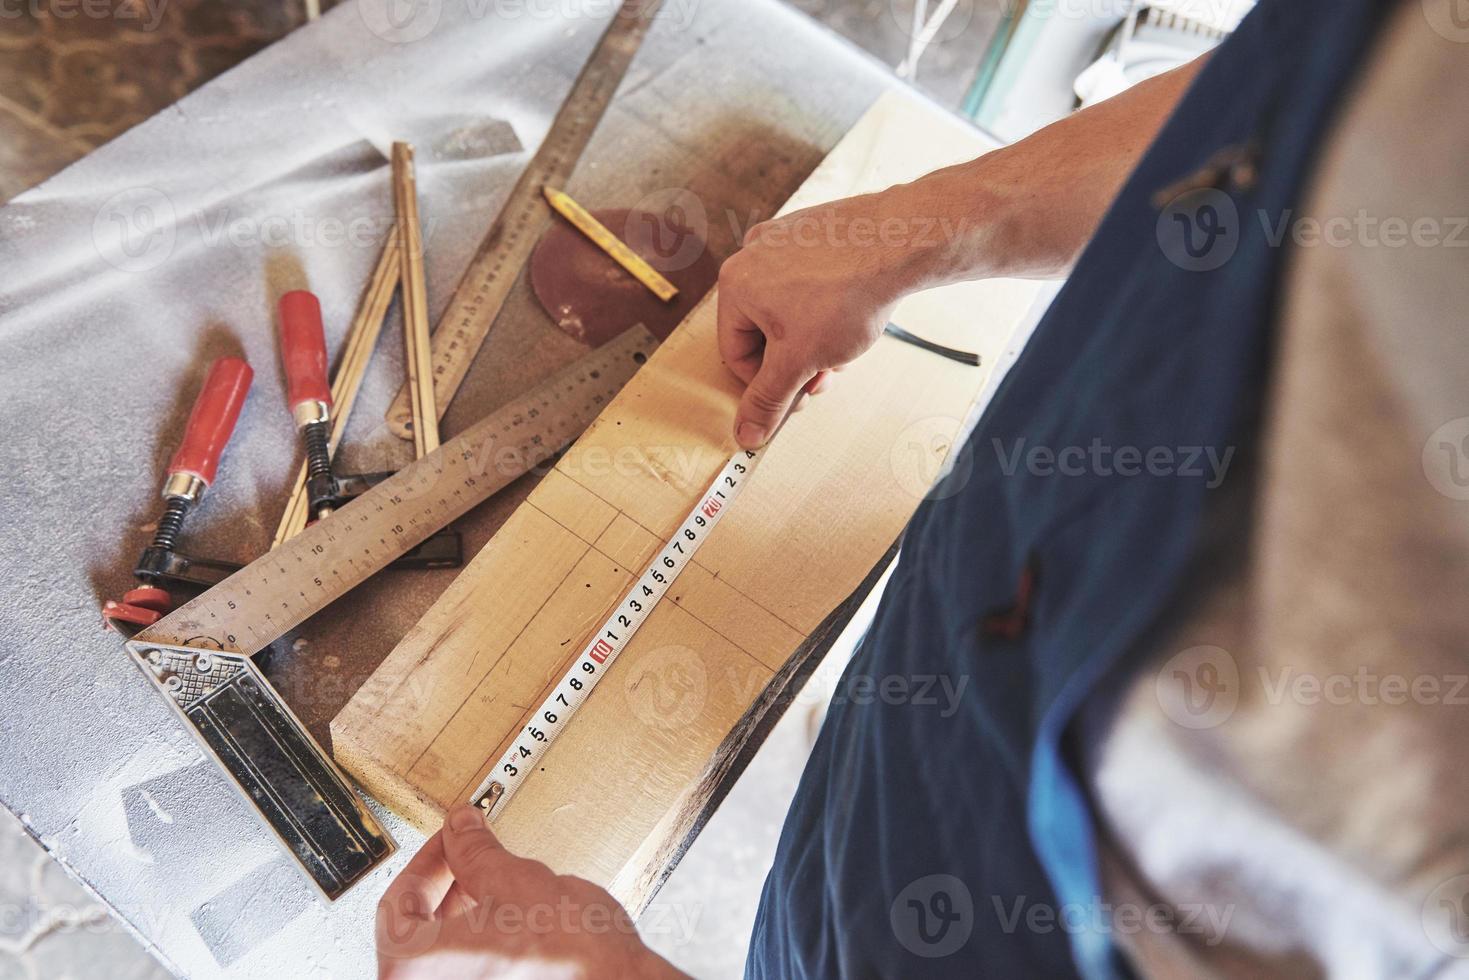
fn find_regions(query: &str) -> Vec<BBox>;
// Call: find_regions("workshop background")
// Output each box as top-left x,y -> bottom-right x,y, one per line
0,6 -> 993,975
0,0 -> 1240,976
0,0 -> 1004,206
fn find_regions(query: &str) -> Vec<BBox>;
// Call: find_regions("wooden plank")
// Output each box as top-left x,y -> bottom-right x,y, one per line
332,89 -> 1043,907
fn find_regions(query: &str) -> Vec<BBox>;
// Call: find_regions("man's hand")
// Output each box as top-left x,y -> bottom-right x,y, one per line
718,193 -> 905,449
715,57 -> 1210,450
377,806 -> 686,979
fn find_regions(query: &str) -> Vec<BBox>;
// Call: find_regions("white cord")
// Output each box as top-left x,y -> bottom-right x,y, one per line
896,0 -> 961,81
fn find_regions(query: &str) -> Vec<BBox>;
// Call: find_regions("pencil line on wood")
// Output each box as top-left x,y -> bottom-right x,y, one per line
403,540 -> 595,768
544,468 -> 810,637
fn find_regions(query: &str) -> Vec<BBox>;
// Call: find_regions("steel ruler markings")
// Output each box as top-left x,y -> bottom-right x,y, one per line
384,0 -> 665,440
135,328 -> 657,656
470,445 -> 764,818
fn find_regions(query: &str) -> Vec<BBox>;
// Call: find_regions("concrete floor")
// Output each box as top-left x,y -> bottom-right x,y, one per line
0,808 -> 170,980
0,2 -> 997,976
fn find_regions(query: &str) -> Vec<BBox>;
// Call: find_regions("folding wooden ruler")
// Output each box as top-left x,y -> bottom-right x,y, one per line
384,0 -> 663,439
123,328 -> 656,900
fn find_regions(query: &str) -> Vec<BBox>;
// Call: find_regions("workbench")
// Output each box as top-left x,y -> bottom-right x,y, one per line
0,2 -> 996,974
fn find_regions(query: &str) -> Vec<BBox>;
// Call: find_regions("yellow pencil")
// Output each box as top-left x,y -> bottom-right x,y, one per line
542,186 -> 678,302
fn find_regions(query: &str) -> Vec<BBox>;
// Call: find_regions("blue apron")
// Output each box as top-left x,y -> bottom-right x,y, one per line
747,0 -> 1392,975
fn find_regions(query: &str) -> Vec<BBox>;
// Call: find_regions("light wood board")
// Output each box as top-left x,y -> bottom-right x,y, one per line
331,89 -> 1042,909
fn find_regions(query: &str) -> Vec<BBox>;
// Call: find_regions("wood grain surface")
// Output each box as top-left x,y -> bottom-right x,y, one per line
332,89 -> 1042,909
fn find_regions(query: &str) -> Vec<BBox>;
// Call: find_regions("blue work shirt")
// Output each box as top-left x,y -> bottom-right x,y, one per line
747,0 -> 1392,975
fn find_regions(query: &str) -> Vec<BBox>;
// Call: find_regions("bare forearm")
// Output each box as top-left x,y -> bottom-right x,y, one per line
881,55 -> 1208,289
716,55 -> 1208,447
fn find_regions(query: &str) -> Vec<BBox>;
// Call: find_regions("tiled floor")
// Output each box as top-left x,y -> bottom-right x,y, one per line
0,2 -> 998,976
0,808 -> 170,980
0,0 -> 333,202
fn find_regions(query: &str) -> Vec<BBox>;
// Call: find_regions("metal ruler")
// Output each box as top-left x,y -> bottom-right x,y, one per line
125,327 -> 656,898
384,0 -> 664,440
471,445 -> 763,817
137,328 -> 654,653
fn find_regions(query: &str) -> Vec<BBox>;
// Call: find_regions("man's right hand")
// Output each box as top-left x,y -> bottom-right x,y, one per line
714,56 -> 1210,450
717,192 -> 909,449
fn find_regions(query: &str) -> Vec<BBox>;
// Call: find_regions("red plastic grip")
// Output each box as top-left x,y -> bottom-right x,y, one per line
168,356 -> 254,486
278,290 -> 333,411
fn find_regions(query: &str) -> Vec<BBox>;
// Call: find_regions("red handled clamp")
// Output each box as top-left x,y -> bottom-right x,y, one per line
279,290 -> 339,521
103,357 -> 254,629
276,289 -> 460,568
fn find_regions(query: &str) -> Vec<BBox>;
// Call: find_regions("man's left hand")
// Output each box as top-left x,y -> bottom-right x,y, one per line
377,806 -> 687,979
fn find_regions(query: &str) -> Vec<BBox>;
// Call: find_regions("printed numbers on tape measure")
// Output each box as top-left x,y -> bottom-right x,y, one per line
482,450 -> 761,810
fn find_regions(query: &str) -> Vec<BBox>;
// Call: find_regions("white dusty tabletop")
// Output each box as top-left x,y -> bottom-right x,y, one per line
0,0 -> 973,974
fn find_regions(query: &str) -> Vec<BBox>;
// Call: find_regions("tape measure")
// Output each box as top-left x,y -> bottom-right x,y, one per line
471,445 -> 763,817
136,327 -> 656,655
384,0 -> 664,440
